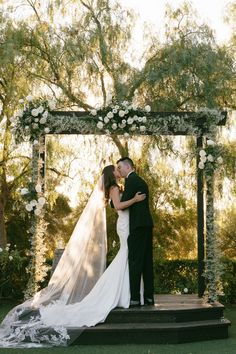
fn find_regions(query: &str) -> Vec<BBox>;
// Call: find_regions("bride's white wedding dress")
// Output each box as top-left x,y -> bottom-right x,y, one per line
41,209 -> 130,328
0,176 -> 130,347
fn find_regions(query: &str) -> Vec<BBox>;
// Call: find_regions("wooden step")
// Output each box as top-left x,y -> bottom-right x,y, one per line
71,319 -> 231,345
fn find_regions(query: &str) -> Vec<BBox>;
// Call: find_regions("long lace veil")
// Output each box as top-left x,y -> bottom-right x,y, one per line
0,175 -> 107,345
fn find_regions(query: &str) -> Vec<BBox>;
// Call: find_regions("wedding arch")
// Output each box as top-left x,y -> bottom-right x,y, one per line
14,99 -> 227,302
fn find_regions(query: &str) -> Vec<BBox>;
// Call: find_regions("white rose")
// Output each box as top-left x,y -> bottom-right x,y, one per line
104,117 -> 109,124
130,125 -> 136,131
142,116 -> 147,123
133,115 -> 138,121
40,117 -> 47,124
140,126 -> 146,132
122,101 -> 129,107
217,156 -> 223,164
34,118 -> 39,122
145,105 -> 151,112
31,108 -> 39,117
138,117 -> 143,122
107,112 -> 114,119
44,127 -> 50,133
9,255 -> 13,261
90,109 -> 97,116
207,139 -> 215,146
207,154 -> 214,162
113,109 -> 118,114
127,117 -> 133,125
118,110 -> 125,117
5,247 -> 9,251
118,123 -> 126,129
42,110 -> 48,119
35,184 -> 42,193
20,188 -> 29,195
198,161 -> 205,169
122,119 -> 126,125
38,197 -> 46,205
26,95 -> 33,101
38,105 -> 44,114
115,105 -> 119,110
183,288 -> 188,293
199,149 -> 206,157
48,100 -> 56,110
112,123 -> 117,130
25,204 -> 33,211
124,132 -> 129,137
200,156 -> 207,163
33,140 -> 39,145
34,208 -> 41,216
19,98 -> 24,103
97,121 -> 103,129
36,202 -> 44,209
30,199 -> 38,207
32,123 -> 38,130
131,104 -> 137,111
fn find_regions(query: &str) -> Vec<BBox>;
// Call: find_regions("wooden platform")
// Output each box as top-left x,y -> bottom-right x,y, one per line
70,294 -> 231,345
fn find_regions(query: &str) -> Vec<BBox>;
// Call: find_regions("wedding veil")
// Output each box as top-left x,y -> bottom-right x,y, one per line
0,175 -> 107,345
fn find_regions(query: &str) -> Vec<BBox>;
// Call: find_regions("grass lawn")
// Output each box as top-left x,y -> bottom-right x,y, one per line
0,304 -> 235,354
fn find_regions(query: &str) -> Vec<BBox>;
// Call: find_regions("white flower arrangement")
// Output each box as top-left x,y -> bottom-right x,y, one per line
91,101 -> 151,135
13,97 -> 55,143
21,182 -> 46,216
198,139 -> 223,173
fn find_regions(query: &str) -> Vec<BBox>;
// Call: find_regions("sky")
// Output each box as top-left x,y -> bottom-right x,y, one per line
119,0 -> 232,44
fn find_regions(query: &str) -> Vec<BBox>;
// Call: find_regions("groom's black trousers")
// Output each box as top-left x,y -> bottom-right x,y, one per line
128,226 -> 154,302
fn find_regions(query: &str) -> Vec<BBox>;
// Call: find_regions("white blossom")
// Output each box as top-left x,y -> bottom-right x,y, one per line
130,125 -> 136,131
33,140 -> 39,145
38,105 -> 44,114
98,116 -> 103,121
35,184 -> 42,193
97,121 -> 103,129
34,118 -> 39,122
207,154 -> 214,162
217,156 -> 223,164
207,139 -> 215,146
124,132 -> 129,137
9,255 -> 13,261
145,105 -> 151,112
107,111 -> 114,119
118,110 -> 125,117
31,108 -> 39,117
16,109 -> 24,118
20,188 -> 29,195
44,127 -> 50,133
38,197 -> 46,205
48,100 -> 56,110
112,108 -> 118,114
199,149 -> 206,157
34,208 -> 41,216
200,156 -> 207,163
104,117 -> 109,124
140,126 -> 146,132
112,123 -> 117,130
183,288 -> 188,293
90,109 -> 97,116
32,123 -> 39,129
30,199 -> 38,207
127,117 -> 133,125
40,117 -> 47,124
25,204 -> 33,211
5,247 -> 9,251
42,110 -> 48,119
19,98 -> 24,103
131,104 -> 137,111
142,116 -> 147,123
198,161 -> 205,169
0,247 -> 2,252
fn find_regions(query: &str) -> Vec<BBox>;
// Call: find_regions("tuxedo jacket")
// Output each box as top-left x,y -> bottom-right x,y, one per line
121,172 -> 153,231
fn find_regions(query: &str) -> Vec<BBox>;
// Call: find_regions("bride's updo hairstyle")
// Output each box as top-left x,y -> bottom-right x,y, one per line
102,165 -> 118,203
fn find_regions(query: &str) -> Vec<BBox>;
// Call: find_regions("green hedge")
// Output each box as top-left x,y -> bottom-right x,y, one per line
154,259 -> 236,304
1,248 -> 236,304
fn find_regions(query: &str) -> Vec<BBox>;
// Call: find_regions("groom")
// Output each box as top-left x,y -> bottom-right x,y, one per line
117,157 -> 154,307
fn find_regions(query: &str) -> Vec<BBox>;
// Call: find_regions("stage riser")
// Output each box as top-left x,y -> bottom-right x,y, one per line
76,321 -> 230,345
106,308 -> 224,324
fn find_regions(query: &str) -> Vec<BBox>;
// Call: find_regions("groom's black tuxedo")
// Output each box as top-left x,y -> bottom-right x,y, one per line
121,171 -> 154,303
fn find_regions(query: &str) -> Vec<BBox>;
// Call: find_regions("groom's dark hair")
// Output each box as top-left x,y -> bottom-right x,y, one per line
117,157 -> 134,168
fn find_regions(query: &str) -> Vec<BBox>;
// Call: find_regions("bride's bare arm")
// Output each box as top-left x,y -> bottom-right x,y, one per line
110,186 -> 146,210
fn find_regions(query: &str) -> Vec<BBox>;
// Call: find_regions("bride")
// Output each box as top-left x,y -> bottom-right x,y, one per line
0,165 -> 145,347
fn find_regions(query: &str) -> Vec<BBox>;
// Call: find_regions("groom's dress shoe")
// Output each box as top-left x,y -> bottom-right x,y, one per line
129,300 -> 141,308
144,297 -> 154,306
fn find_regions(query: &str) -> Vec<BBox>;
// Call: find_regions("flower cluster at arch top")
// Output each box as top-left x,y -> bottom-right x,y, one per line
90,101 -> 151,135
13,95 -> 56,144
